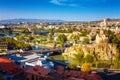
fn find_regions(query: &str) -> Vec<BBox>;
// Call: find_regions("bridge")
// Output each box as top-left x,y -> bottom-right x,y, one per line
6,47 -> 67,55
29,47 -> 66,53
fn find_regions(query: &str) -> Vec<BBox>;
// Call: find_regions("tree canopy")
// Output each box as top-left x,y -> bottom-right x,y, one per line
57,34 -> 67,47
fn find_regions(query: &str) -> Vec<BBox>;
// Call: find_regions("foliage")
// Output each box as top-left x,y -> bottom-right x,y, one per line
50,28 -> 55,35
48,29 -> 73,33
29,36 -> 34,41
97,62 -> 110,68
48,35 -> 54,43
63,42 -> 120,69
0,38 -> 6,42
22,28 -> 29,33
81,63 -> 92,72
57,34 -> 67,46
91,35 -> 96,41
95,43 -> 118,61
80,30 -> 90,36
83,38 -> 89,44
62,45 -> 85,66
69,34 -> 80,42
85,54 -> 94,63
6,37 -> 32,50
67,64 -> 77,70
113,51 -> 120,69
106,30 -> 119,44
0,28 -> 13,34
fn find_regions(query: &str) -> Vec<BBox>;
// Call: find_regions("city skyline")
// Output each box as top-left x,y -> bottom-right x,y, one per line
0,0 -> 120,21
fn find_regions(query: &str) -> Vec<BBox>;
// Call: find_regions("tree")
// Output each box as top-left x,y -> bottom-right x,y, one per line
22,28 -> 29,33
81,63 -> 92,72
106,30 -> 119,44
68,34 -> 80,43
57,34 -> 67,47
50,28 -> 55,35
49,36 -> 54,43
114,51 -> 120,69
62,45 -> 85,66
80,30 -> 90,36
85,54 -> 94,63
83,38 -> 89,44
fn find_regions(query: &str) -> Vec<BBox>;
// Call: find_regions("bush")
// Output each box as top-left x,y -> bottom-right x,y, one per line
83,38 -> 89,44
67,64 -> 77,70
85,54 -> 94,63
81,63 -> 92,72
97,63 -> 110,68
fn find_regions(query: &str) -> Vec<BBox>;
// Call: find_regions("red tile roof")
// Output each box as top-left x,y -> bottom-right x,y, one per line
56,66 -> 64,74
87,73 -> 102,80
63,70 -> 102,80
0,57 -> 23,75
0,57 -> 13,63
25,65 -> 102,80
25,66 -> 50,77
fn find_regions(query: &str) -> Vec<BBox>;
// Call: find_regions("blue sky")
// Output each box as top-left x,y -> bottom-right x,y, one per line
0,0 -> 120,21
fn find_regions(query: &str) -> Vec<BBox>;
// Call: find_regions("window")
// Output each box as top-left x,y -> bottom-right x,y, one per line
32,75 -> 34,80
7,77 -> 11,80
26,78 -> 29,80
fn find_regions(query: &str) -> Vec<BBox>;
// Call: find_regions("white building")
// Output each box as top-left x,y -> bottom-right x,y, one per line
0,25 -> 10,29
48,25 -> 55,29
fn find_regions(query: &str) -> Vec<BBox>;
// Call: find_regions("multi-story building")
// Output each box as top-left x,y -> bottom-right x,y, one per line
0,42 -> 8,52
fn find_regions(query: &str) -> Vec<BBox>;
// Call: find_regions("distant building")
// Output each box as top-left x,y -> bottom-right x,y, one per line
0,25 -> 10,29
25,66 -> 51,80
95,30 -> 108,44
0,33 -> 8,38
34,31 -> 49,35
100,18 -> 108,28
36,25 -> 43,28
0,42 -> 8,52
7,53 -> 41,69
48,25 -> 55,29
25,65 -> 102,80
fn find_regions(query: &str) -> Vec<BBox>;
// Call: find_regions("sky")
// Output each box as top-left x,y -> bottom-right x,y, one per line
0,0 -> 120,21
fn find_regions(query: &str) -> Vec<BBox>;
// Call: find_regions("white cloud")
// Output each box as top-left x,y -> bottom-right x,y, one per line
68,4 -> 78,7
79,0 -> 107,3
50,0 -> 77,7
50,0 -> 64,5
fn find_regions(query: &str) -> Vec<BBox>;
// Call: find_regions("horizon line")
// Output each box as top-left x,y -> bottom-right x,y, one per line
0,18 -> 120,22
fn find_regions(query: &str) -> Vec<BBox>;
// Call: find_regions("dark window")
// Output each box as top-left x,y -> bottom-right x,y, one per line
26,78 -> 29,80
7,77 -> 11,80
32,75 -> 34,80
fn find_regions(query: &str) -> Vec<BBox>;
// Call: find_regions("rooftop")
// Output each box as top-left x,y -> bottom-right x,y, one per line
25,65 -> 50,77
0,57 -> 23,75
7,53 -> 40,62
25,65 -> 102,80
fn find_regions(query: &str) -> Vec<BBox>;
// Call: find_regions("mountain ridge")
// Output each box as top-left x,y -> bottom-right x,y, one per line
0,18 -> 66,23
0,18 -> 120,23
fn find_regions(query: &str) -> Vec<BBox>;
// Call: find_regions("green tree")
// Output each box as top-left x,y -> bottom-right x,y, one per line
85,54 -> 94,63
57,34 -> 67,47
83,38 -> 89,44
50,28 -> 55,35
106,30 -> 119,44
22,28 -> 29,33
80,30 -> 90,36
114,51 -> 120,69
49,36 -> 54,43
